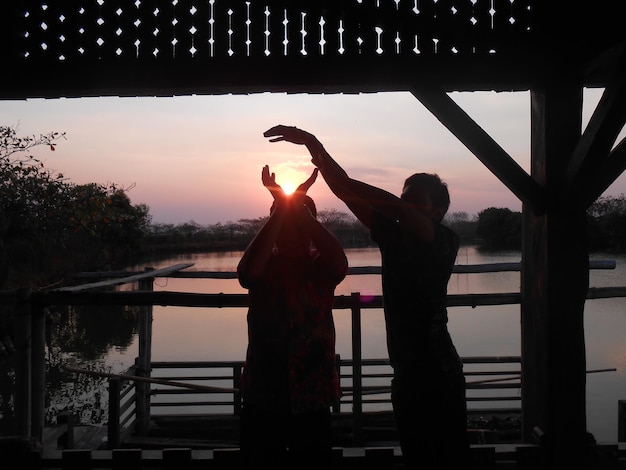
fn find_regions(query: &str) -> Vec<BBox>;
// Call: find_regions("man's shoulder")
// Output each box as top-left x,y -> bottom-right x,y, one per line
439,222 -> 460,240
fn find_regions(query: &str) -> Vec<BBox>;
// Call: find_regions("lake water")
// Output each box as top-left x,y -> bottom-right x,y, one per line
108,245 -> 626,443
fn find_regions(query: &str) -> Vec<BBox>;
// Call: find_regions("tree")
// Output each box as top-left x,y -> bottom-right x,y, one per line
475,207 -> 522,250
1,126 -> 69,287
0,125 -> 151,288
588,194 -> 626,251
1,125 -> 153,432
444,211 -> 478,243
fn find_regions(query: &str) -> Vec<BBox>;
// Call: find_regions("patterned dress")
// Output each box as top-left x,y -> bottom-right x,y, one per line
240,248 -> 344,413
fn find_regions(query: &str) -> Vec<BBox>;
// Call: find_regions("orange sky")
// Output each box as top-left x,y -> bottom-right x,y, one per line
2,89 -> 624,224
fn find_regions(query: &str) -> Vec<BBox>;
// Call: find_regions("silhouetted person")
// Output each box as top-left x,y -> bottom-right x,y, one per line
237,165 -> 348,470
264,126 -> 470,469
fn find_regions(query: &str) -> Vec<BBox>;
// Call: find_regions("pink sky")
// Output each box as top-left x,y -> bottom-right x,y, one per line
1,89 -> 624,225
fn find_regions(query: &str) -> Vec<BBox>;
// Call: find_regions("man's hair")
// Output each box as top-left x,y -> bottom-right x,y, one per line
403,173 -> 450,212
270,195 -> 317,218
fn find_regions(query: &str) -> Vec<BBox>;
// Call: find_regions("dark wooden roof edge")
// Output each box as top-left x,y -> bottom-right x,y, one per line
1,1 -> 624,100
0,50 -> 619,101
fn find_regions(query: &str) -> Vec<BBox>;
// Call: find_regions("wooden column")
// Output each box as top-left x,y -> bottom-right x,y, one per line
30,304 -> 46,443
522,82 -> 589,466
14,287 -> 31,436
350,292 -> 363,446
135,268 -> 154,435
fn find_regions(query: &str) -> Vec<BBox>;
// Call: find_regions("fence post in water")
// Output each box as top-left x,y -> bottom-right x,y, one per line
31,303 -> 46,444
233,364 -> 242,415
619,400 -> 626,442
108,377 -> 123,449
333,354 -> 341,413
135,268 -> 154,435
14,287 -> 32,437
351,292 -> 363,445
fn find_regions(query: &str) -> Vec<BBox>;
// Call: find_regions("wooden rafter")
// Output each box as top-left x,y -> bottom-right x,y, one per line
410,85 -> 545,214
583,137 -> 626,208
563,49 -> 626,205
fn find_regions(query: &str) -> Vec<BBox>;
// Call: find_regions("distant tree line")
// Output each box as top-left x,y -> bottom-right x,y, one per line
138,196 -> 626,256
4,124 -> 626,289
3,124 -> 626,432
464,196 -> 626,252
1,126 -> 152,289
5,124 -> 626,435
141,208 -> 373,257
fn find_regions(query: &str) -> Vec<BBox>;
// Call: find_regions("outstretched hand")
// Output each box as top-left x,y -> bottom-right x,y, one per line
263,125 -> 311,145
264,125 -> 327,173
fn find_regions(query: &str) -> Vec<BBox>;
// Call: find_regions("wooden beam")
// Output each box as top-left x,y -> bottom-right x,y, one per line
50,263 -> 194,292
523,84 -> 589,466
409,85 -> 545,214
581,40 -> 626,87
583,137 -> 626,208
61,366 -> 238,392
562,50 -> 626,204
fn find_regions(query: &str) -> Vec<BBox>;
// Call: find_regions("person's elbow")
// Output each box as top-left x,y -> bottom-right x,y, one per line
333,254 -> 349,282
236,264 -> 256,289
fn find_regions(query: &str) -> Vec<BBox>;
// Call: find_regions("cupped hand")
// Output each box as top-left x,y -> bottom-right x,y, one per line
294,168 -> 318,197
261,165 -> 284,202
287,168 -> 318,213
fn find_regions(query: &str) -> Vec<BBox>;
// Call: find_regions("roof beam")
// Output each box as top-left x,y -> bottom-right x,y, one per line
562,49 -> 626,204
582,137 -> 626,208
410,85 -> 545,214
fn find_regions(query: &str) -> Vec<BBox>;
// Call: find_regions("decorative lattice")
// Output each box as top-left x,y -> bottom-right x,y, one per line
16,0 -> 534,61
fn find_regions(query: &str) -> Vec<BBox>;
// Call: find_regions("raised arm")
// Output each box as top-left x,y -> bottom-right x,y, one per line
236,166 -> 289,288
264,125 -> 378,227
263,125 -> 435,241
237,166 -> 323,287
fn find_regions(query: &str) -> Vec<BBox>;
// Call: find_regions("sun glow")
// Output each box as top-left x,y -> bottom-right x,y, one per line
281,181 -> 297,195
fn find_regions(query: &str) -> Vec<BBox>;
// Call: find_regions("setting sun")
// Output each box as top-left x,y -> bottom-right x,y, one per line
281,181 -> 297,195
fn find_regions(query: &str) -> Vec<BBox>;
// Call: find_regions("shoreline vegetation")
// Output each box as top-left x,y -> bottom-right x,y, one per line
3,125 -> 625,290
2,127 -> 625,443
134,198 -> 626,263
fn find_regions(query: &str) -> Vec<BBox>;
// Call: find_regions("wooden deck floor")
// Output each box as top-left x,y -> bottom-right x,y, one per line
37,412 -> 626,469
42,409 -> 522,452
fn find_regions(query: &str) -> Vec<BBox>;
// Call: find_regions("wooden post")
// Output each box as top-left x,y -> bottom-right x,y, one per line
163,447 -> 192,469
363,447 -> 395,470
523,82 -> 589,466
233,364 -> 242,415
61,449 -> 92,470
135,267 -> 154,435
108,377 -> 122,449
14,287 -> 31,436
112,448 -> 142,469
30,303 -> 46,444
332,354 -> 340,414
618,400 -> 626,442
350,292 -> 363,446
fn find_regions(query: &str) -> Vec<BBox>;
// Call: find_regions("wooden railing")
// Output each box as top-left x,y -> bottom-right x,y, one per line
143,355 -> 522,413
2,259 -> 624,451
104,354 -> 522,449
91,260 -> 619,449
107,366 -> 138,450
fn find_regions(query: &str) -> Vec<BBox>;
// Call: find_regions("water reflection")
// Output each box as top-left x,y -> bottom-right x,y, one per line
50,246 -> 626,442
